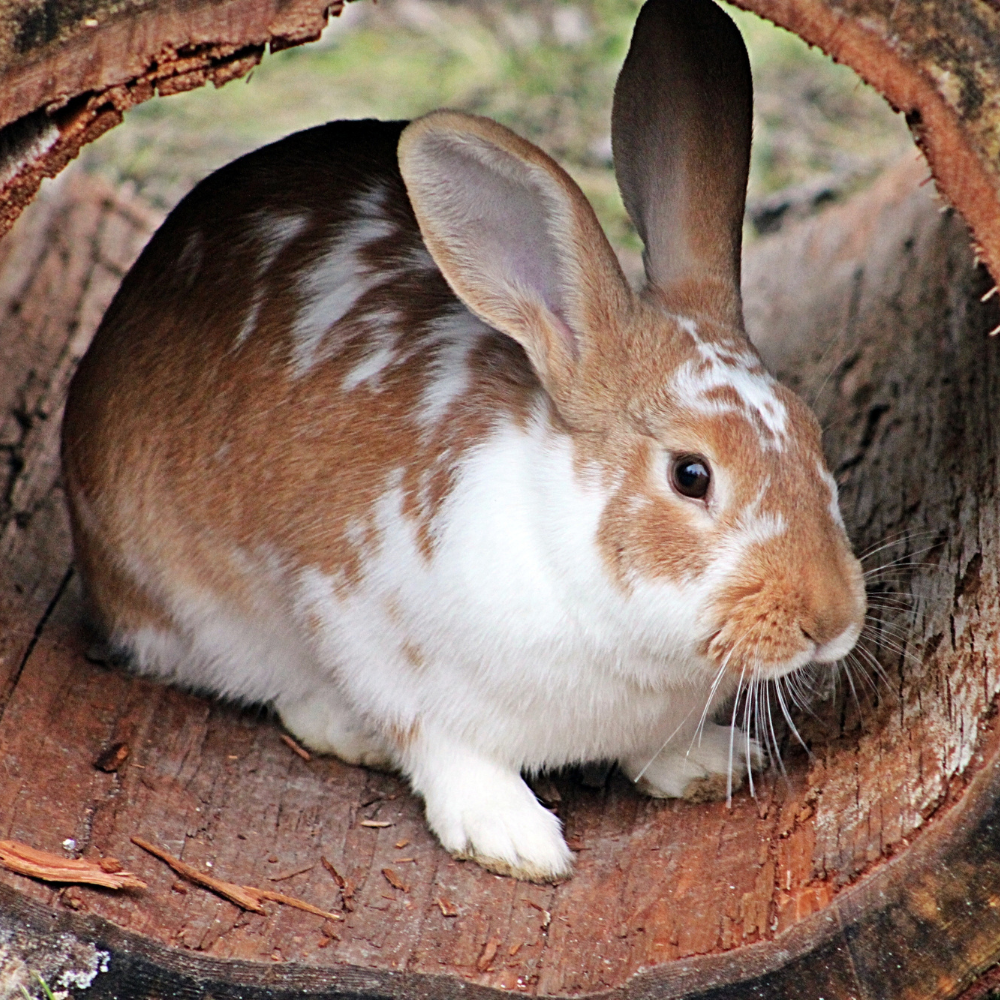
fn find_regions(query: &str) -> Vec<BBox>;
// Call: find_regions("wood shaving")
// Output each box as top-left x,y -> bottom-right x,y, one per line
131,837 -> 341,921
268,863 -> 314,882
253,887 -> 342,921
476,935 -> 502,971
0,839 -> 146,890
360,820 -> 391,828
436,895 -> 458,917
394,838 -> 410,849
280,733 -> 312,761
132,837 -> 265,912
320,855 -> 355,910
381,867 -> 408,891
526,900 -> 552,928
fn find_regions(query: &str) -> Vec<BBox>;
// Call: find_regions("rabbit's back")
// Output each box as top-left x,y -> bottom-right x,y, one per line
62,120 -> 549,697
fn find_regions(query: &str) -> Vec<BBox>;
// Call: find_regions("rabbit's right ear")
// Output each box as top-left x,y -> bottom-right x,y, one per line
398,111 -> 632,417
612,0 -> 752,322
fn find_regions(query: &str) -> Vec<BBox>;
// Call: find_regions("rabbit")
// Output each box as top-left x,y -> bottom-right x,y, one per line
60,0 -> 866,883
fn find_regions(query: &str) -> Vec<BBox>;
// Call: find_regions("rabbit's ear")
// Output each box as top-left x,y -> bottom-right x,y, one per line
398,111 -> 631,405
612,0 -> 752,321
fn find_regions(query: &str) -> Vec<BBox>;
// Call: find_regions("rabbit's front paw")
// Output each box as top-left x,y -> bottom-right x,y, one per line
413,748 -> 573,882
277,693 -> 394,769
621,723 -> 763,802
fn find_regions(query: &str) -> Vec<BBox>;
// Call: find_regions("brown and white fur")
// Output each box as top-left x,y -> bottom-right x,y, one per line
61,0 -> 865,882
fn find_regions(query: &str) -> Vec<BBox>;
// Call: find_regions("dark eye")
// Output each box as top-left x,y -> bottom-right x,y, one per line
671,454 -> 711,500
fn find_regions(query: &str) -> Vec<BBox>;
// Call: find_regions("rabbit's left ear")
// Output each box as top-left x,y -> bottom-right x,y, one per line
398,111 -> 632,408
612,0 -> 752,322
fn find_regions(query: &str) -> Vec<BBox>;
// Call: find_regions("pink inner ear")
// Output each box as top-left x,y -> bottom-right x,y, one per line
409,133 -> 578,336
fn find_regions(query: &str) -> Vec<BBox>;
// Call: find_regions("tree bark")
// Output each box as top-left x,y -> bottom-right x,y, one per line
0,0 -> 337,241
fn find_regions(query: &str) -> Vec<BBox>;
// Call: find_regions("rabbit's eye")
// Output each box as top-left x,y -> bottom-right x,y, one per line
671,455 -> 711,500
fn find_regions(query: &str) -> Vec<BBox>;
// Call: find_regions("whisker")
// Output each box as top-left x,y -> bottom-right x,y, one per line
775,675 -> 812,757
743,667 -> 758,798
858,628 -> 918,669
631,703 -> 697,784
727,659 -> 749,806
849,643 -> 896,696
764,675 -> 786,778
863,555 -> 943,578
690,652 -> 733,755
858,529 -> 936,563
841,653 -> 865,714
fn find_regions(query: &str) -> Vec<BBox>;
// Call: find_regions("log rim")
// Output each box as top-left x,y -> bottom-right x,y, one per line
728,0 -> 1000,295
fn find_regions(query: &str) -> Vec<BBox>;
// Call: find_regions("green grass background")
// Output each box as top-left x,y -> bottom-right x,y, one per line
79,0 -> 914,264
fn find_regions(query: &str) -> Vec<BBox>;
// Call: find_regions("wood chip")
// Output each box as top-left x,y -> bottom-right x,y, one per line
268,863 -> 314,882
132,837 -> 264,912
526,899 -> 552,928
436,895 -> 458,917
280,733 -> 312,761
320,855 -> 355,910
131,837 -> 341,921
253,887 -> 342,922
360,820 -> 391,828
509,941 -> 523,956
394,838 -> 410,849
93,742 -> 129,772
320,856 -> 346,889
0,839 -> 146,890
381,867 -> 408,892
476,935 -> 502,972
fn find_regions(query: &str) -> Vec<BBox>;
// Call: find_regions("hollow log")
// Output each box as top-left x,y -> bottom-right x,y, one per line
0,144 -> 998,997
3,0 -> 1000,996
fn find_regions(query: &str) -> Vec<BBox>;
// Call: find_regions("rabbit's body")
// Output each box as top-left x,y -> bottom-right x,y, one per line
66,119 -> 744,799
63,0 -> 866,881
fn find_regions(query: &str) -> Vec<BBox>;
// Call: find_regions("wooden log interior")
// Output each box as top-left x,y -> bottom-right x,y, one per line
3,0 -> 1000,996
0,143 -> 999,996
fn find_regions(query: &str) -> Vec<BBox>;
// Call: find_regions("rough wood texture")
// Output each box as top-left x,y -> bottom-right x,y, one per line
732,0 -> 1000,289
0,0 -> 338,242
1,153 -> 1000,997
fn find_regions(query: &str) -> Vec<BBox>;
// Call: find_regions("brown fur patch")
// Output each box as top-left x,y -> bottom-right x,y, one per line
387,719 -> 420,752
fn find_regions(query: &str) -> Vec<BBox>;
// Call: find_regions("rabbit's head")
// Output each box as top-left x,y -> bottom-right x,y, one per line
398,0 -> 865,684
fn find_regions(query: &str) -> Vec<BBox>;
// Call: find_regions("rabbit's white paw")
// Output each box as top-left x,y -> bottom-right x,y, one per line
277,693 -> 394,769
410,740 -> 572,882
621,723 -> 763,802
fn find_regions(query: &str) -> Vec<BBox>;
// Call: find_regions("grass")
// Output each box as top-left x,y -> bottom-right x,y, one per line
19,973 -> 57,1000
78,0 -> 913,260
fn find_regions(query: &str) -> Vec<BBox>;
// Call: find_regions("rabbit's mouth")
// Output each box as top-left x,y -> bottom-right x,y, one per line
703,593 -> 864,681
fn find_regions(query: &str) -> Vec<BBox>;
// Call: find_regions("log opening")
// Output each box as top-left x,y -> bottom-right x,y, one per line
2,1 -> 1000,997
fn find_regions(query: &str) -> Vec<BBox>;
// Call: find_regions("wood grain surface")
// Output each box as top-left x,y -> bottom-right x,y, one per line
2,155 -> 1000,998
